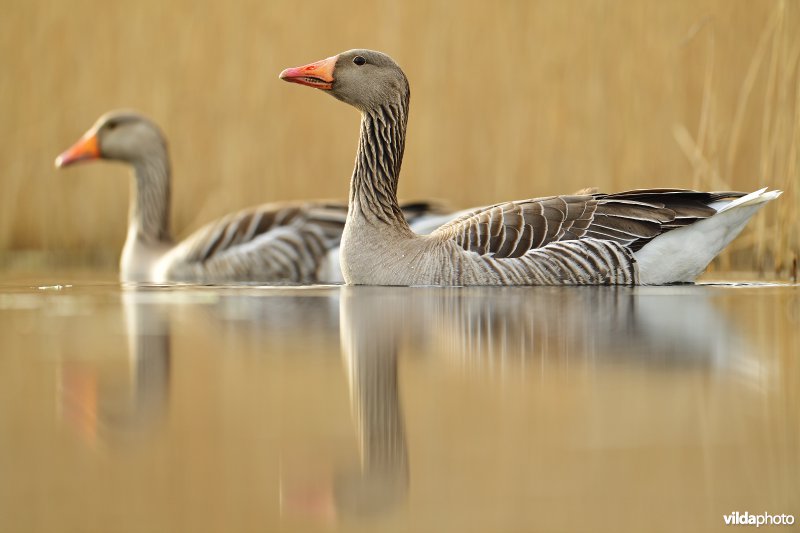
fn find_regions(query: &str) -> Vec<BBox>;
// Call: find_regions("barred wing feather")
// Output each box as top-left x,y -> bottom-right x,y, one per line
435,189 -> 746,258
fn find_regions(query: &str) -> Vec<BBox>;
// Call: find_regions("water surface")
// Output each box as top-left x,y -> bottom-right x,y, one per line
0,275 -> 798,532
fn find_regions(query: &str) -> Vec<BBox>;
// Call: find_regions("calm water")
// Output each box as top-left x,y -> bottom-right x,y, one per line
0,274 -> 798,532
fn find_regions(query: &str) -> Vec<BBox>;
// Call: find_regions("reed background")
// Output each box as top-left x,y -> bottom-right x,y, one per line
1,0 -> 797,277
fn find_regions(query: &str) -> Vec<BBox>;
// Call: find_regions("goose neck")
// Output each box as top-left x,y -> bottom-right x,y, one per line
129,153 -> 172,245
349,103 -> 412,232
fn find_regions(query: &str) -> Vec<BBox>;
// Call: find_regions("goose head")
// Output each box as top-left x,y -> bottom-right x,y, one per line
55,111 -> 167,168
279,49 -> 409,112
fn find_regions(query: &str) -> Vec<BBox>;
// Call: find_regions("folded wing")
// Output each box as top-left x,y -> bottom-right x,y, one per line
434,189 -> 746,258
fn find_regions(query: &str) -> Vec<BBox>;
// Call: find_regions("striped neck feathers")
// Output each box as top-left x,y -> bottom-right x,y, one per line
130,149 -> 172,244
351,101 -> 411,229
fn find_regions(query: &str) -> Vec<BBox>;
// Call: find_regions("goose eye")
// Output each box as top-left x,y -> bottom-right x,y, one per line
106,121 -> 118,131
353,56 -> 366,66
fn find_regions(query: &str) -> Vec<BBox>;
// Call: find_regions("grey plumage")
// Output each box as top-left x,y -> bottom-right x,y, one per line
55,110 -> 353,283
56,110 -> 444,284
281,49 -> 775,286
165,202 -> 342,282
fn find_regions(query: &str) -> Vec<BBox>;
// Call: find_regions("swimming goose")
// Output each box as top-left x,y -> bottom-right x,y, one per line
280,50 -> 781,286
55,111 -> 444,284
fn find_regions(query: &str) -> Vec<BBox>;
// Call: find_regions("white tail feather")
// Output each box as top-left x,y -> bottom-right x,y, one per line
635,188 -> 781,284
718,187 -> 782,212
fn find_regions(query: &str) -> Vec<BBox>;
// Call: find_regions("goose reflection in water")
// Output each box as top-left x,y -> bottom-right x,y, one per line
285,284 -> 768,524
58,289 -> 171,445
425,286 -> 761,376
51,282 -> 771,520
336,287 -> 409,517
57,286 -> 342,446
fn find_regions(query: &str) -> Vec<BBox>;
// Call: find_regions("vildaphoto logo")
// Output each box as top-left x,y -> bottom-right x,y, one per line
723,512 -> 795,527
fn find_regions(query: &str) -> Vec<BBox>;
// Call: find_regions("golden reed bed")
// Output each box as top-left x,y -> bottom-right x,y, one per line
0,0 -> 797,278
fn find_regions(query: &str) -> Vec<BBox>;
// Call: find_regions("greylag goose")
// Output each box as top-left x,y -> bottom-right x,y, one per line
55,111 -> 444,283
280,50 -> 781,286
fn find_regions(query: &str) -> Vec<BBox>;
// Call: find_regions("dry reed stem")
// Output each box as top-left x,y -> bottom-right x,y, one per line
726,7 -> 778,180
676,0 -> 799,277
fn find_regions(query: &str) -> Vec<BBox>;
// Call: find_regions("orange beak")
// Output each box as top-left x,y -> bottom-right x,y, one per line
279,55 -> 338,90
55,131 -> 100,168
